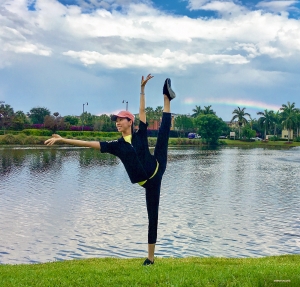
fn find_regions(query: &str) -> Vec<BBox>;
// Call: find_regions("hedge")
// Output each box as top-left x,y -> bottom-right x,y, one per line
21,129 -> 121,138
0,134 -> 203,146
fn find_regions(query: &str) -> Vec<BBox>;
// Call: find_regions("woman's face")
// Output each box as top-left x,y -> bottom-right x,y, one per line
116,117 -> 132,133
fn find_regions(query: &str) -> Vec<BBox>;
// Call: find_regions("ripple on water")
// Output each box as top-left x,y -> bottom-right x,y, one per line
1,147 -> 300,263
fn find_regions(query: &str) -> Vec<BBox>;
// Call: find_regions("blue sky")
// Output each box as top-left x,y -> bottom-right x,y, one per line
1,0 -> 300,120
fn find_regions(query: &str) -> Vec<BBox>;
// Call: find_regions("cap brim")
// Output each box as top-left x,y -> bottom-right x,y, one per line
111,115 -> 117,121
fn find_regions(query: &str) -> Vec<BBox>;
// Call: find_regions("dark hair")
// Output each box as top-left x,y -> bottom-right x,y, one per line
127,117 -> 134,134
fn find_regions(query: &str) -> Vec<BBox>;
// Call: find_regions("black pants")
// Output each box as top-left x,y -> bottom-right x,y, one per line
142,112 -> 171,244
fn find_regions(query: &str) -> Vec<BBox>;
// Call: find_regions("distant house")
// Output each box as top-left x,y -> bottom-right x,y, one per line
134,113 -> 176,130
282,129 -> 293,139
225,121 -> 239,128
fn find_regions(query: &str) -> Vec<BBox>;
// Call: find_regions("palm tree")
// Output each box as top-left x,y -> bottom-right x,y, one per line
249,116 -> 256,130
145,107 -> 155,126
272,110 -> 281,137
191,105 -> 202,118
295,109 -> 300,138
231,107 -> 251,139
280,102 -> 297,141
202,105 -> 216,115
257,109 -> 274,139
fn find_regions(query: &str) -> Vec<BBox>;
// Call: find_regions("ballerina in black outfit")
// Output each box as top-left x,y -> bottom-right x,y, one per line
45,74 -> 176,265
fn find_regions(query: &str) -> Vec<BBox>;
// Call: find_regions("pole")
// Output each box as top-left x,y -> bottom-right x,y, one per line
82,102 -> 88,131
0,101 -> 5,135
122,100 -> 128,111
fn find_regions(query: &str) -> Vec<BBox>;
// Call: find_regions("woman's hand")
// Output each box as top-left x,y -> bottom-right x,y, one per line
44,134 -> 63,146
141,74 -> 154,88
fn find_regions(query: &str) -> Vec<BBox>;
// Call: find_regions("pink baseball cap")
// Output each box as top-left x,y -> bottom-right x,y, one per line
111,111 -> 135,122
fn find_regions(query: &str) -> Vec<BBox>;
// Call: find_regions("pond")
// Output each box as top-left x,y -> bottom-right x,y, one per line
0,146 -> 300,264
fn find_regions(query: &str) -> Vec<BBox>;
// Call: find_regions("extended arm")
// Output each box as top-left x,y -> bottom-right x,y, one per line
44,134 -> 100,150
140,74 -> 153,124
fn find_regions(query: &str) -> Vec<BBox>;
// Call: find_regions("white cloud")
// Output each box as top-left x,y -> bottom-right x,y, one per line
197,1 -> 248,16
63,48 -> 248,68
256,1 -> 298,13
3,42 -> 52,55
1,0 -> 300,119
187,0 -> 212,10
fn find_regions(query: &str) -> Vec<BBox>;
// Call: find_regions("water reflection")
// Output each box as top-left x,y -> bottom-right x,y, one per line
0,146 -> 300,264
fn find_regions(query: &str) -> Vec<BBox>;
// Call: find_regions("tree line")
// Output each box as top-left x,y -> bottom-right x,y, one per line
0,101 -> 299,144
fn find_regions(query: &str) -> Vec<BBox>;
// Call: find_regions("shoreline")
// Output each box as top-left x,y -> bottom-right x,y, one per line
1,255 -> 299,286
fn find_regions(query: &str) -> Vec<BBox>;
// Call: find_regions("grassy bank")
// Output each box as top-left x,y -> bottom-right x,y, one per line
0,255 -> 299,286
221,139 -> 300,148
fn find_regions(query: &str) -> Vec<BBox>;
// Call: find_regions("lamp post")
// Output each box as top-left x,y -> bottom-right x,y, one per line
0,101 -> 5,135
122,100 -> 128,111
82,102 -> 88,131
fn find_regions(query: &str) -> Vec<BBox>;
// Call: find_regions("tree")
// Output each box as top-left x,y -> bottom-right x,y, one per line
195,114 -> 226,145
242,124 -> 256,140
174,115 -> 194,137
28,107 -> 51,124
93,114 -> 115,131
272,110 -> 281,137
202,105 -> 216,115
257,109 -> 274,139
295,109 -> 300,138
44,114 -> 67,133
64,115 -> 79,126
12,110 -> 30,130
80,111 -> 94,128
144,107 -> 155,126
191,105 -> 202,118
231,107 -> 251,139
0,104 -> 14,134
154,106 -> 163,117
280,102 -> 297,141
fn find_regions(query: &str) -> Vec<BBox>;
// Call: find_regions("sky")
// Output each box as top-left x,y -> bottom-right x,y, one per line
1,0 -> 300,121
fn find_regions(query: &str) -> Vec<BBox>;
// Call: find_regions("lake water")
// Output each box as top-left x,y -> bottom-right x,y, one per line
1,146 -> 300,264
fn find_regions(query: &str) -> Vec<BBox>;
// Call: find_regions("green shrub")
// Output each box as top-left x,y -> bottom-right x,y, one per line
24,135 -> 37,145
294,136 -> 300,142
1,134 -> 16,144
268,136 -> 278,141
22,129 -> 52,136
14,133 -> 27,145
57,131 -> 120,138
168,138 -> 178,145
148,138 -> 157,147
219,140 -> 227,145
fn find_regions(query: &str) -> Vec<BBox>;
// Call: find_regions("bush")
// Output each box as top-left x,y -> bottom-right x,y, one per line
57,131 -> 120,138
22,129 -> 52,136
294,137 -> 300,142
219,140 -> 227,145
14,133 -> 27,145
1,134 -> 16,144
148,138 -> 157,147
268,136 -> 278,141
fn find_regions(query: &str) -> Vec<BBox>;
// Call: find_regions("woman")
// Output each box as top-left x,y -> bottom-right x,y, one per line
45,74 -> 176,265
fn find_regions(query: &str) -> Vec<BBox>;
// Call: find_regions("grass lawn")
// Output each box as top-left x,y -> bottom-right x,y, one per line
222,139 -> 300,147
0,255 -> 299,286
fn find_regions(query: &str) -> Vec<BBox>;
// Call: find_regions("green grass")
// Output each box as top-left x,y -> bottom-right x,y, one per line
0,255 -> 299,286
222,139 -> 300,147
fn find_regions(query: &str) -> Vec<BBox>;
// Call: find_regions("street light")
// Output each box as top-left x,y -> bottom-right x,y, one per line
122,100 -> 128,111
82,102 -> 88,131
0,101 -> 5,135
